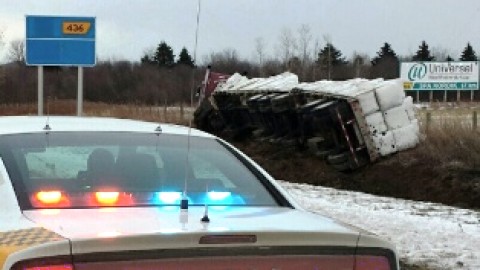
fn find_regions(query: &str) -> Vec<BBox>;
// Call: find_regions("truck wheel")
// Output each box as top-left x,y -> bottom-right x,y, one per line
327,152 -> 349,165
328,151 -> 370,172
330,160 -> 352,172
315,149 -> 333,160
194,99 -> 214,131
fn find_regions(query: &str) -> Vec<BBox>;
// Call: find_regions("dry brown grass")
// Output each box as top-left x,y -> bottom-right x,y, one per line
419,123 -> 480,169
0,100 -> 191,126
415,107 -> 480,170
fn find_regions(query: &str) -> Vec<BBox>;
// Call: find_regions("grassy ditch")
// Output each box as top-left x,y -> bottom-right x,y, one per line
234,112 -> 480,209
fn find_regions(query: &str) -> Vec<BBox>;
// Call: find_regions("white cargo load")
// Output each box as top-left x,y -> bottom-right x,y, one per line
383,105 -> 411,130
213,72 -> 420,160
372,131 -> 397,156
356,90 -> 380,116
393,121 -> 420,151
375,80 -> 406,111
403,96 -> 416,121
366,112 -> 388,135
217,72 -> 299,92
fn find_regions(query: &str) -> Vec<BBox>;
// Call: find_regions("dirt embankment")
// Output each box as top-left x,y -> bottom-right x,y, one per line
233,140 -> 480,210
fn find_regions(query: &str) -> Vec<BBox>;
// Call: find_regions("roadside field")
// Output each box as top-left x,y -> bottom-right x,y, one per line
416,103 -> 480,129
0,100 -> 192,124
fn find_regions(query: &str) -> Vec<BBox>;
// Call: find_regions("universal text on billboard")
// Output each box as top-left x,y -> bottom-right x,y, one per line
401,61 -> 479,91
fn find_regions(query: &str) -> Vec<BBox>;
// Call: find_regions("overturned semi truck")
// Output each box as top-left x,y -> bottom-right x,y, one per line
194,72 -> 420,171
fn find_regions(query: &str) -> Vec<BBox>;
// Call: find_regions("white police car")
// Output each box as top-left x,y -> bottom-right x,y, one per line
0,116 -> 399,270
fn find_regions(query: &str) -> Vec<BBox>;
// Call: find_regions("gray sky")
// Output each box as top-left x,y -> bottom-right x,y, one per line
0,0 -> 479,64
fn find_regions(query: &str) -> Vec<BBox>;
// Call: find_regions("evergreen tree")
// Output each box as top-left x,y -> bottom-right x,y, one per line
154,41 -> 175,68
140,54 -> 155,65
460,43 -> 477,61
412,41 -> 435,61
370,43 -> 399,79
177,47 -> 194,67
371,42 -> 398,66
446,55 -> 454,62
316,43 -> 347,67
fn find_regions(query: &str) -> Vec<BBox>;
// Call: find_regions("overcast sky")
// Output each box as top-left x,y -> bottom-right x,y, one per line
0,0 -> 479,64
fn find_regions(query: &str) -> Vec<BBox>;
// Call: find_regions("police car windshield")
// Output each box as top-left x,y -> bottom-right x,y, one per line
0,132 -> 278,209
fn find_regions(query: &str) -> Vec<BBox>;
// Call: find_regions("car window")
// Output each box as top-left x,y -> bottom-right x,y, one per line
24,146 -> 119,179
189,154 -> 233,188
0,132 -> 278,209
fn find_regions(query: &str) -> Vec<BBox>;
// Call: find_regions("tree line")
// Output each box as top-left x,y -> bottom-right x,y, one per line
0,24 -> 478,105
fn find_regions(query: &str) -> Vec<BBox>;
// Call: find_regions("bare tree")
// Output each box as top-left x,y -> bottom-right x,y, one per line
262,59 -> 283,77
297,24 -> 312,73
312,38 -> 320,81
0,27 -> 4,50
276,27 -> 297,68
254,37 -> 266,76
7,39 -> 25,63
431,46 -> 453,61
351,51 -> 369,78
208,48 -> 239,64
0,28 -> 5,91
203,48 -> 253,75
140,46 -> 156,64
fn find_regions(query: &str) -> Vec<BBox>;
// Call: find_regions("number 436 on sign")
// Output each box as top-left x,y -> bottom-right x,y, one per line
62,22 -> 91,35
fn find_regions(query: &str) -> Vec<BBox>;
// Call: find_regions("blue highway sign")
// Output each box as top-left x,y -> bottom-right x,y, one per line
26,16 -> 96,66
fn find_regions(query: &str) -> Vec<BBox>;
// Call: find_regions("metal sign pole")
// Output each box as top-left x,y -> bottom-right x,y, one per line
26,16 -> 95,117
77,66 -> 83,116
38,66 -> 44,116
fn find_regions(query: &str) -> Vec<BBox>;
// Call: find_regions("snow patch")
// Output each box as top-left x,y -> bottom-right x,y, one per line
280,181 -> 480,270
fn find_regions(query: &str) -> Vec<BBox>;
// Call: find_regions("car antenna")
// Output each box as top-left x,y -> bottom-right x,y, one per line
201,183 -> 210,223
181,0 -> 202,211
43,96 -> 51,132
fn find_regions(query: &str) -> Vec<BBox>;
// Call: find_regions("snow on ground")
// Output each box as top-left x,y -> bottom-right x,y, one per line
280,181 -> 480,270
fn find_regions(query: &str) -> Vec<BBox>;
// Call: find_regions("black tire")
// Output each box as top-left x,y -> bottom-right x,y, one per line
315,150 -> 333,160
307,137 -> 324,151
350,151 -> 370,169
327,151 -> 350,165
316,135 -> 335,151
194,99 -> 214,131
330,150 -> 370,172
330,160 -> 352,172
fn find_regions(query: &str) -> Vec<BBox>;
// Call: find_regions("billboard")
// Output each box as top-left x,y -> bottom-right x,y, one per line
26,16 -> 96,66
401,61 -> 479,91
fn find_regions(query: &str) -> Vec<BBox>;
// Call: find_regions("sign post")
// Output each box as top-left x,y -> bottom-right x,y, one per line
26,16 -> 96,116
78,67 -> 83,116
38,66 -> 43,116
